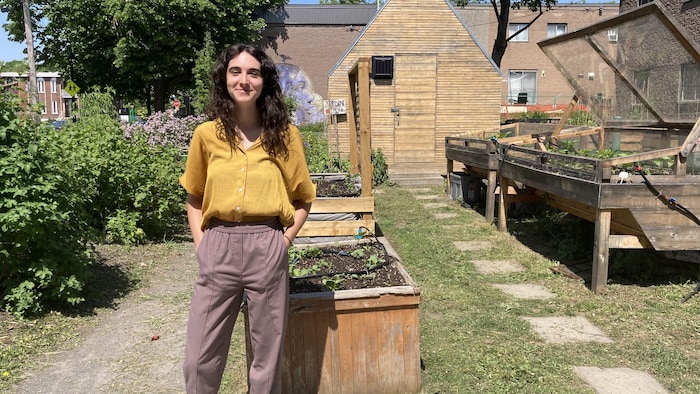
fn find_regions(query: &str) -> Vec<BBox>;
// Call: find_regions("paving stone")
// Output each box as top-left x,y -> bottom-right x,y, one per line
407,188 -> 432,193
453,241 -> 493,251
472,259 -> 524,274
422,202 -> 449,209
441,224 -> 463,231
492,284 -> 555,299
523,316 -> 614,344
432,212 -> 457,219
414,194 -> 442,200
574,366 -> 669,394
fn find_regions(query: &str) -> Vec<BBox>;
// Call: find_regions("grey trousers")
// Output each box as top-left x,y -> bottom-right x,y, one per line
183,219 -> 288,394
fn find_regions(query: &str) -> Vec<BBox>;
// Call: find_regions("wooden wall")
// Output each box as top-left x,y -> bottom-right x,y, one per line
328,0 -> 502,180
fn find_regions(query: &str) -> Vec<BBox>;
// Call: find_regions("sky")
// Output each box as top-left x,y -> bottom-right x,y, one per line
0,0 -> 616,63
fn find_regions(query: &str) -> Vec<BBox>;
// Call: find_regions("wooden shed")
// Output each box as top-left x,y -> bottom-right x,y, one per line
327,0 -> 502,184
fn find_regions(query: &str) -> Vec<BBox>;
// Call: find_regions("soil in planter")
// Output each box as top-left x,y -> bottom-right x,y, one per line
313,179 -> 361,197
289,240 -> 408,293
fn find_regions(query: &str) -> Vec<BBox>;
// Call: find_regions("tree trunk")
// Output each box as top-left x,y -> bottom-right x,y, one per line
153,80 -> 168,113
491,0 -> 510,68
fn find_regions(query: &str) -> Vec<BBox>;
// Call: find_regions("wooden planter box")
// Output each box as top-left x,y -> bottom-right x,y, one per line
299,173 -> 375,239
244,237 -> 422,393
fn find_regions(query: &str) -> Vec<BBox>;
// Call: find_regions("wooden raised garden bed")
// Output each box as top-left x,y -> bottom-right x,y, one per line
243,236 -> 422,393
298,58 -> 374,239
446,4 -> 700,293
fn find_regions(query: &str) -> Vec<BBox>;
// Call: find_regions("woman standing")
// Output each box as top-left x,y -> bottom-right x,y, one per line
179,43 -> 316,393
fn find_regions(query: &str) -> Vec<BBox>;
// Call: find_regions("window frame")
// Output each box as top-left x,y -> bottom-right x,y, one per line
547,23 -> 568,39
508,23 -> 529,42
508,70 -> 538,104
680,63 -> 699,102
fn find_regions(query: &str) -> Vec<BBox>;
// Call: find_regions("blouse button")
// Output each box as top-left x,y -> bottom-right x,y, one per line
236,206 -> 241,211
238,187 -> 243,192
241,167 -> 245,172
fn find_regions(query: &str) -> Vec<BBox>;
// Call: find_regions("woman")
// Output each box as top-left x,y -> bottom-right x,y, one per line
179,43 -> 316,393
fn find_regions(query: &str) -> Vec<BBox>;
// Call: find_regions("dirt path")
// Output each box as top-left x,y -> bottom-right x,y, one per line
12,243 -> 199,394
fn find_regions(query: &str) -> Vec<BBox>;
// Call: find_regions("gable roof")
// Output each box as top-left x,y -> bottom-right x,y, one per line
328,0 -> 501,77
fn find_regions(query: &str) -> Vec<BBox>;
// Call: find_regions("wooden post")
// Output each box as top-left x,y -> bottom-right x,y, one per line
592,209 -> 611,293
550,95 -> 579,148
486,170 -> 497,224
497,176 -> 508,232
347,65 -> 360,175
357,58 -> 372,198
446,158 -> 454,197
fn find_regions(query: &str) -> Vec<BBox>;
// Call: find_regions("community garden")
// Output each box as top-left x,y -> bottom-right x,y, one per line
1,89 -> 700,393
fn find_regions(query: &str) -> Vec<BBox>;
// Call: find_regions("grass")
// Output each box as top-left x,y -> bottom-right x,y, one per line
2,184 -> 700,393
371,184 -> 700,393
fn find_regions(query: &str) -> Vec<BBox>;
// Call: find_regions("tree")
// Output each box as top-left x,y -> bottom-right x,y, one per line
0,0 -> 286,112
455,0 -> 556,67
0,59 -> 29,73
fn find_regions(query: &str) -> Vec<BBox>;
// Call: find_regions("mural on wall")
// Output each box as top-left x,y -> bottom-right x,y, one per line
276,63 -> 326,125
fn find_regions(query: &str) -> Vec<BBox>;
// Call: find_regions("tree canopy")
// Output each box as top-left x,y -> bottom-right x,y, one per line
0,0 -> 286,112
455,0 -> 556,67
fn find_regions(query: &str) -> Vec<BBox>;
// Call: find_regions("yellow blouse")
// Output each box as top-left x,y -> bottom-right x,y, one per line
179,121 -> 316,230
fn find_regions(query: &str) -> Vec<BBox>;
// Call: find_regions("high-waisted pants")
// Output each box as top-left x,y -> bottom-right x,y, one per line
183,219 -> 288,394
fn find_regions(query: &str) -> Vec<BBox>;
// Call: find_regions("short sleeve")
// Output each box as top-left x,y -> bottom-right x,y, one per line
179,123 -> 209,197
283,125 -> 316,204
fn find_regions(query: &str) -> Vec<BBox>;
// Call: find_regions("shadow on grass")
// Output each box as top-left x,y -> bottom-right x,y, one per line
57,254 -> 138,318
499,203 -> 700,290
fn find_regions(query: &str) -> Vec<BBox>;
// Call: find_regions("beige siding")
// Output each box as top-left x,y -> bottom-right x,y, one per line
328,0 -> 501,179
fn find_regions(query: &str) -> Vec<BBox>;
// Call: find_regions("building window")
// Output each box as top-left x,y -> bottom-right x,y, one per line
51,79 -> 57,93
508,70 -> 537,104
547,23 -> 567,38
508,23 -> 529,42
37,78 -> 45,93
681,63 -> 699,102
639,0 -> 653,5
607,28 -> 618,42
52,101 -> 59,114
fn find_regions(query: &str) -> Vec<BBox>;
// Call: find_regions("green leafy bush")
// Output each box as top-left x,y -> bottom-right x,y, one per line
371,148 -> 390,186
1,88 -> 189,317
1,92 -> 93,317
300,122 -> 333,173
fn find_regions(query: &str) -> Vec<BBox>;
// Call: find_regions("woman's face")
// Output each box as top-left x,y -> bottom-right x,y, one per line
226,52 -> 264,105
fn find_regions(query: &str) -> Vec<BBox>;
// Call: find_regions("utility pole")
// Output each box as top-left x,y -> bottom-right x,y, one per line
22,0 -> 38,119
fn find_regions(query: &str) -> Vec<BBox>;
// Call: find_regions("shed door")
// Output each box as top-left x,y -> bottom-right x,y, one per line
394,54 -> 437,163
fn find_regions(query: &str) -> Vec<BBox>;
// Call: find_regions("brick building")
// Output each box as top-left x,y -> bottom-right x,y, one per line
257,2 -> 621,120
1,71 -> 72,122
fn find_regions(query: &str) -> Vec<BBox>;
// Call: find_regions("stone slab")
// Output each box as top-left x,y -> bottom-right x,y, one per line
407,188 -> 432,193
523,316 -> 614,344
422,202 -> 449,209
574,366 -> 668,394
414,194 -> 442,200
472,259 -> 524,274
453,241 -> 493,251
492,284 -> 555,299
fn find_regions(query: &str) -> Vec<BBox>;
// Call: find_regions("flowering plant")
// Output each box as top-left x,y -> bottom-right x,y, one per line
122,112 -> 207,152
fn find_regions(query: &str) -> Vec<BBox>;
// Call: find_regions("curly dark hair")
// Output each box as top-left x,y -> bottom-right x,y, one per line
206,43 -> 290,159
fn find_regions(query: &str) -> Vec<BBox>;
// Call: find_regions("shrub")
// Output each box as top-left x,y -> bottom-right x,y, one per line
299,122 -> 333,173
372,148 -> 390,186
122,111 -> 206,152
0,92 -> 93,317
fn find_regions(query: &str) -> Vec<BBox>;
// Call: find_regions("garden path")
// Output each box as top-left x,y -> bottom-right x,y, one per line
410,187 -> 670,394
